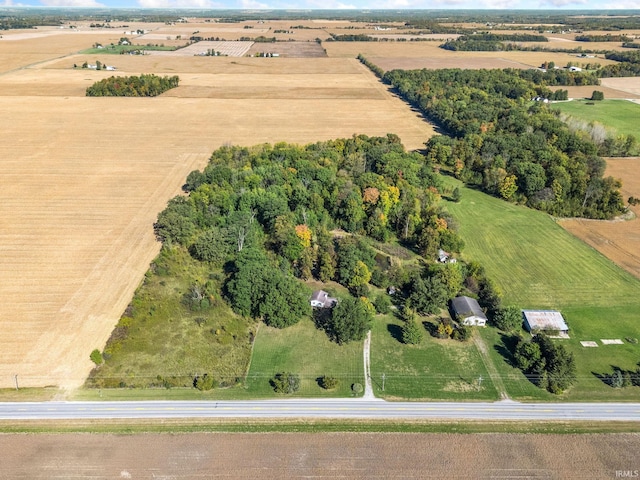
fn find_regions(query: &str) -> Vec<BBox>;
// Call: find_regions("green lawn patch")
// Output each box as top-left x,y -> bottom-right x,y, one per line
370,314 -> 499,401
80,44 -> 177,55
442,178 -> 640,309
245,317 -> 364,398
442,177 -> 640,400
552,99 -> 640,137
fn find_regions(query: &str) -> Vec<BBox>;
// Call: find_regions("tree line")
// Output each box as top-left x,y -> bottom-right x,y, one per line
380,66 -> 624,219
85,74 -> 179,97
441,33 -> 547,51
575,34 -> 633,42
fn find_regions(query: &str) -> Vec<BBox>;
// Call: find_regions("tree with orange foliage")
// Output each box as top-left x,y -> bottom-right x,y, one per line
294,224 -> 312,248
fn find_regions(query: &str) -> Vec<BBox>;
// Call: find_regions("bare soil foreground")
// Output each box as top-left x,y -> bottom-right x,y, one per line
560,158 -> 640,279
0,26 -> 435,389
1,432 -> 639,478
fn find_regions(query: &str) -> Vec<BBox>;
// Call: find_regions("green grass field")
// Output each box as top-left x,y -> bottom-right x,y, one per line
552,99 -> 640,137
245,318 -> 364,397
443,179 -> 640,309
86,246 -> 254,391
370,314 -> 499,401
80,44 -> 177,55
442,178 -> 640,400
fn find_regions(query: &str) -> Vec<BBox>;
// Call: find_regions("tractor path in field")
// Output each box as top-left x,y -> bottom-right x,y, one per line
473,330 -> 509,400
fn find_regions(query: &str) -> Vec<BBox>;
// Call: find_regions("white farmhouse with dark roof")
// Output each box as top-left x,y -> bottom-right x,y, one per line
310,290 -> 337,309
450,296 -> 487,326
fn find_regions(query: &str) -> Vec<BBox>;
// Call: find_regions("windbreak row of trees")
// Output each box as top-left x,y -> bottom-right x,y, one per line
441,33 -> 547,51
85,74 -> 179,97
155,135 -> 464,332
575,34 -> 633,42
381,67 -> 624,219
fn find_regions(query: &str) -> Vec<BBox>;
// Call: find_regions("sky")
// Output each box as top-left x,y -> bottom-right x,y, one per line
2,0 -> 640,14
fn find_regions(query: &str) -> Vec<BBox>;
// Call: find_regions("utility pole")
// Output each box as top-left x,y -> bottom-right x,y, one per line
478,375 -> 483,388
14,374 -> 18,390
382,373 -> 386,392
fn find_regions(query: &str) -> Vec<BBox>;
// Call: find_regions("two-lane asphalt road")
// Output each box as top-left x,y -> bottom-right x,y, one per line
1,399 -> 640,421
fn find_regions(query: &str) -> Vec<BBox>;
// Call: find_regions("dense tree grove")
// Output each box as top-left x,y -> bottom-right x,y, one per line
575,34 -> 632,42
85,74 -> 179,96
514,333 -> 577,394
600,51 -> 640,77
441,33 -> 547,51
382,67 -> 624,218
155,135 -> 464,333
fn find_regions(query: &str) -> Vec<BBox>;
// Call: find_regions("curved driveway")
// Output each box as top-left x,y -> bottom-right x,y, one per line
1,399 -> 639,422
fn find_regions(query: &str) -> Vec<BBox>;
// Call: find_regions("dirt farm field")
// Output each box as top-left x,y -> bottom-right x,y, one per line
0,23 -> 436,389
560,158 -> 640,280
1,432 -> 639,478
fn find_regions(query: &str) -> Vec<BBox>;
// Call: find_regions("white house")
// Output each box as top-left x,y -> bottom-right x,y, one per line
310,290 -> 337,309
451,296 -> 487,326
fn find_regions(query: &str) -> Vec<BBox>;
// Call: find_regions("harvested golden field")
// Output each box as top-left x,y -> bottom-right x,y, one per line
0,27 -> 435,389
561,77 -> 640,100
324,40 -> 616,71
601,77 -> 640,97
1,432 -> 639,478
560,158 -> 640,279
564,84 -> 640,100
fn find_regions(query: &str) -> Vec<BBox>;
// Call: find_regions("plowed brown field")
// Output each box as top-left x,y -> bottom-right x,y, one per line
0,24 -> 436,389
1,432 -> 639,478
560,158 -> 640,279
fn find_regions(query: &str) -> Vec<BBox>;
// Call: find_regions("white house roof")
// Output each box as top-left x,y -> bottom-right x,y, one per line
310,290 -> 337,308
522,310 -> 568,332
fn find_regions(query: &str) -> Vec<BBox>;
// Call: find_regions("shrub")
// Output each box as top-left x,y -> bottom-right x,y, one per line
351,382 -> 363,395
451,187 -> 461,202
90,349 -> 103,365
452,325 -> 472,342
319,375 -> 339,390
194,373 -> 216,391
436,319 -> 454,339
492,305 -> 523,332
373,294 -> 391,314
401,319 -> 424,345
271,372 -> 300,394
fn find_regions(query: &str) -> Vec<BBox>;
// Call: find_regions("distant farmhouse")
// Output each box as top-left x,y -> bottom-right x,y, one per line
522,310 -> 569,337
451,296 -> 487,326
310,290 -> 337,309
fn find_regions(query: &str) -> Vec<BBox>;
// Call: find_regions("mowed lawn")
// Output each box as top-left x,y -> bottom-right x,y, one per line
552,99 -> 640,137
245,318 -> 364,398
370,315 -> 499,401
443,179 -> 640,309
443,179 -> 640,400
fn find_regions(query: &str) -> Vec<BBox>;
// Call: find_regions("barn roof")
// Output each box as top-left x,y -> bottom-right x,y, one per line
451,296 -> 487,320
522,310 -> 568,332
